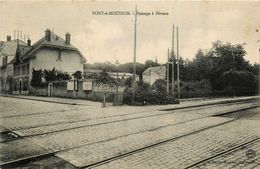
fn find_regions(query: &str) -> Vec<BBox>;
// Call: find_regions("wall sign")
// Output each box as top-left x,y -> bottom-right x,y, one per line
67,81 -> 77,90
83,81 -> 92,91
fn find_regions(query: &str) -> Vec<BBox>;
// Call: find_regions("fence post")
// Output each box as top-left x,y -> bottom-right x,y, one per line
102,93 -> 106,108
113,92 -> 120,106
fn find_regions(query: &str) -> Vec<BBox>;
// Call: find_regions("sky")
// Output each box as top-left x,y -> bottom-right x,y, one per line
0,1 -> 259,64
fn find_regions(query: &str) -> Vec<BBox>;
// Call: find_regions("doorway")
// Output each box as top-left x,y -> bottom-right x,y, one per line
48,83 -> 53,97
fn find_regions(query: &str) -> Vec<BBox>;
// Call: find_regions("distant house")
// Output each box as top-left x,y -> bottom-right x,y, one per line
11,29 -> 86,94
108,72 -> 139,81
84,68 -> 139,81
0,36 -> 26,93
84,69 -> 103,76
142,66 -> 166,85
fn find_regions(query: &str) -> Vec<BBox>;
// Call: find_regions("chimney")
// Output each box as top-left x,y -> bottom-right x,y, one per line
27,39 -> 31,46
45,29 -> 51,41
65,32 -> 70,45
7,35 -> 11,41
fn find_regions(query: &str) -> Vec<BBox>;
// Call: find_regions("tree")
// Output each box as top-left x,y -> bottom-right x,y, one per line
211,41 -> 247,72
56,71 -> 71,80
73,71 -> 83,79
43,68 -> 56,82
223,70 -> 257,95
43,68 -> 71,81
153,79 -> 167,96
144,60 -> 160,69
207,42 -> 250,91
31,68 -> 43,87
124,77 -> 133,87
86,70 -> 116,85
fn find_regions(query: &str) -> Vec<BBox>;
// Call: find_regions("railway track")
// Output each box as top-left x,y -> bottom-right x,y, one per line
1,99 -> 257,132
84,137 -> 260,169
184,138 -> 260,169
0,106 -> 87,119
1,106 -> 259,169
0,118 -> 233,169
161,97 -> 258,111
0,97 -> 257,120
1,101 -> 257,143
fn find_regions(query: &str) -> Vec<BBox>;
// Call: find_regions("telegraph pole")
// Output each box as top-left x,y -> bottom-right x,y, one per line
177,26 -> 180,100
172,24 -> 175,100
167,48 -> 170,96
115,60 -> 119,106
132,5 -> 137,104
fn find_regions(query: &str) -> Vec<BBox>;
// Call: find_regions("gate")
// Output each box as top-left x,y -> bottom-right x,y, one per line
102,92 -> 114,107
48,83 -> 53,97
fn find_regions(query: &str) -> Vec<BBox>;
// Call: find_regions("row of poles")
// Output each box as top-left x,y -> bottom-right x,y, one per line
166,24 -> 180,100
131,5 -> 180,103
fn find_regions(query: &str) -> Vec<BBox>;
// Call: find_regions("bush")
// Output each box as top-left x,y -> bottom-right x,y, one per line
31,68 -> 72,88
123,80 -> 172,105
153,79 -> 167,95
85,70 -> 116,85
73,71 -> 82,79
179,79 -> 212,98
43,68 -> 56,81
223,70 -> 258,96
31,69 -> 43,87
56,71 -> 71,80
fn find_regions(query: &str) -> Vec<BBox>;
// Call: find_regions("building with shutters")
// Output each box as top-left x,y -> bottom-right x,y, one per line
3,29 -> 86,94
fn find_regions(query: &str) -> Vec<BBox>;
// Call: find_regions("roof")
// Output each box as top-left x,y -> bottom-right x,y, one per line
0,40 -> 26,56
21,32 -> 86,63
9,44 -> 31,65
18,45 -> 31,56
84,69 -> 103,73
143,66 -> 166,75
84,69 -> 139,77
108,72 -> 137,77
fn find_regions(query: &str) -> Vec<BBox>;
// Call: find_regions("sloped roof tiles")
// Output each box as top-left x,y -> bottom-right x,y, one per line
0,40 -> 26,56
21,32 -> 86,62
143,66 -> 166,75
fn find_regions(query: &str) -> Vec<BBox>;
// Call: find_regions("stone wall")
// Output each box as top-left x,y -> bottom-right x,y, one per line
29,80 -> 125,103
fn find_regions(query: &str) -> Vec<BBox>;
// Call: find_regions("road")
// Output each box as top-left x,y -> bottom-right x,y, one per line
0,96 -> 259,169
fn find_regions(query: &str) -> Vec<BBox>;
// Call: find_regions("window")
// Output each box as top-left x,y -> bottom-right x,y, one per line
14,67 -> 17,76
23,80 -> 28,91
57,49 -> 62,61
2,56 -> 7,66
14,81 -> 17,91
22,66 -> 25,75
26,64 -> 29,75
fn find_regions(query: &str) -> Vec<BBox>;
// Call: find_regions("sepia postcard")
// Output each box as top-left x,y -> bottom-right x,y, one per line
0,1 -> 259,169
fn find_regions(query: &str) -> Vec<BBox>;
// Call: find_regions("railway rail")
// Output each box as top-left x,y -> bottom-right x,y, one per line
1,105 -> 259,169
0,100 -> 257,142
1,99 -> 257,132
184,138 -> 260,169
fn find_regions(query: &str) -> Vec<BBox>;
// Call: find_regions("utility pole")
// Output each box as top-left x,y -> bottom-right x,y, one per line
20,31 -> 22,41
115,60 -> 119,106
167,48 -> 170,96
172,24 -> 175,100
132,5 -> 137,104
17,31 -> 19,40
177,26 -> 180,100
